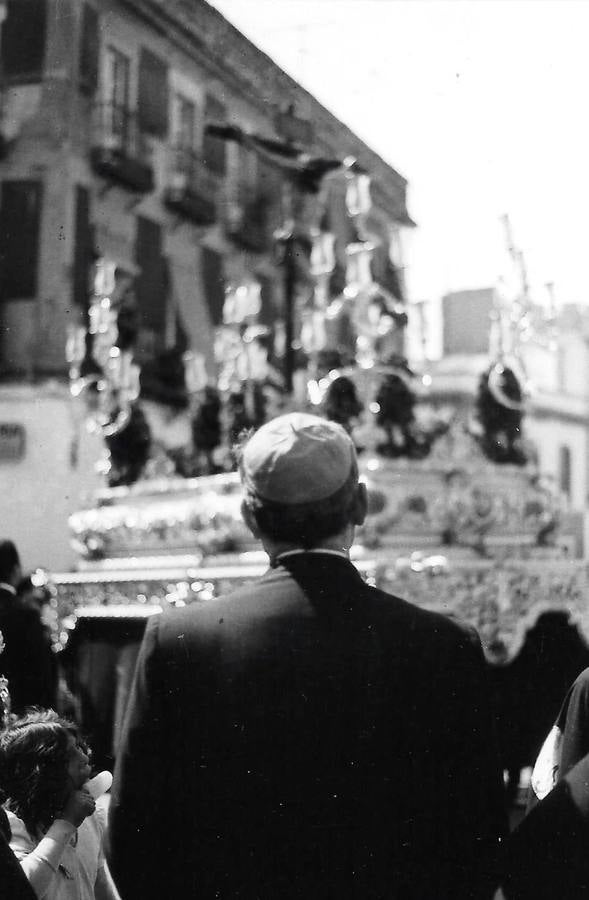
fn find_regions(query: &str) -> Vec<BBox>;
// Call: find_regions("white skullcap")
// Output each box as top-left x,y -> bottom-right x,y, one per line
241,412 -> 357,504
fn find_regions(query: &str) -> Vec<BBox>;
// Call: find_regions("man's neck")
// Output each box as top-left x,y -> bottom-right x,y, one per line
263,531 -> 353,562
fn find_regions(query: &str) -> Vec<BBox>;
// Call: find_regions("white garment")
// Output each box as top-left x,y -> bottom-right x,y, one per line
7,808 -> 105,900
275,549 -> 350,562
530,724 -> 563,800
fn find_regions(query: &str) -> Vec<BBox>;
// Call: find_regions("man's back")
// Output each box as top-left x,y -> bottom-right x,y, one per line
0,590 -> 56,712
109,553 -> 505,899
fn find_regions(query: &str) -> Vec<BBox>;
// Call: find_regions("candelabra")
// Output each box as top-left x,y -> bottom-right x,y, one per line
213,279 -> 268,391
305,162 -> 386,398
66,258 -> 141,438
212,278 -> 270,447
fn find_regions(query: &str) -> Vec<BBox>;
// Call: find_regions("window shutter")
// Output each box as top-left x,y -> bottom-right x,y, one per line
203,95 -> 227,175
137,47 -> 169,138
369,238 -> 401,299
201,246 -> 225,326
257,273 -> 275,326
1,0 -> 47,81
79,3 -> 99,94
559,445 -> 572,497
258,156 -> 280,195
72,186 -> 94,311
381,257 -> 403,301
135,216 -> 167,334
0,181 -> 43,300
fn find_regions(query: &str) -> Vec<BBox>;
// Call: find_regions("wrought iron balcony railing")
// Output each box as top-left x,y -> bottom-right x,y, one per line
90,102 -> 154,193
163,146 -> 220,225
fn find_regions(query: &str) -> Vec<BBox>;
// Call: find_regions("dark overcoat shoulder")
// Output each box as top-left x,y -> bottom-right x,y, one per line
109,554 -> 505,900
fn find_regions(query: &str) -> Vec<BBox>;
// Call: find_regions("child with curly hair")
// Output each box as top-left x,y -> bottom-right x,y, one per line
0,710 -> 120,900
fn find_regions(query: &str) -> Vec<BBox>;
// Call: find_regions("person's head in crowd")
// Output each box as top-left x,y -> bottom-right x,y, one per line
0,710 -> 91,837
238,412 -> 367,559
17,572 -> 52,614
0,541 -> 21,588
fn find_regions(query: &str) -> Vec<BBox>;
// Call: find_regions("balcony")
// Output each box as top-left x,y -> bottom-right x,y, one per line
163,147 -> 220,226
90,103 -> 154,193
225,187 -> 274,254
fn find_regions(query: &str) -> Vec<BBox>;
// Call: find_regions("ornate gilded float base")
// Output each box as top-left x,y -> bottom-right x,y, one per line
52,551 -> 586,665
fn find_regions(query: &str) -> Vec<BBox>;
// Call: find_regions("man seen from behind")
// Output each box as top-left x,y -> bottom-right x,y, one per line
109,412 -> 506,899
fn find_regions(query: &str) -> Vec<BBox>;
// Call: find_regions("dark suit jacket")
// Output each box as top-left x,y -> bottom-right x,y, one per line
0,808 -> 36,900
502,749 -> 589,898
0,588 -> 56,713
109,553 -> 506,899
555,666 -> 589,778
502,667 -> 589,898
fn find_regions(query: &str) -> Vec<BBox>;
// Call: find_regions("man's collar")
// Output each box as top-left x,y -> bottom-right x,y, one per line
273,549 -> 350,565
0,583 -> 16,596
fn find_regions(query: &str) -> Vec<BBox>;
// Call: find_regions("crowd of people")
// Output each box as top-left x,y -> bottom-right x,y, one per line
1,412 -> 589,897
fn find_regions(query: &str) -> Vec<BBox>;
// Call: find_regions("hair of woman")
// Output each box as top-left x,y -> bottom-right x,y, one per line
0,709 -> 89,836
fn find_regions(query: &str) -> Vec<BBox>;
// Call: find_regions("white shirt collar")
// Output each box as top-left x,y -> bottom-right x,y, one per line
0,582 -> 17,596
274,549 -> 350,563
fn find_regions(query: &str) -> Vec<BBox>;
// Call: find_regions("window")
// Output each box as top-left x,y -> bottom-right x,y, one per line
72,186 -> 94,311
105,46 -> 130,111
1,0 -> 46,82
559,445 -> 572,499
239,145 -> 258,190
203,95 -> 227,175
79,3 -> 100,94
557,345 -> 566,393
371,238 -> 403,301
134,216 -> 167,337
137,47 -> 169,138
172,93 -> 196,150
201,246 -> 225,326
0,180 -> 43,300
103,46 -> 131,145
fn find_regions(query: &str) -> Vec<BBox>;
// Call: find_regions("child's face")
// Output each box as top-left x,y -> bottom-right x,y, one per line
66,734 -> 92,790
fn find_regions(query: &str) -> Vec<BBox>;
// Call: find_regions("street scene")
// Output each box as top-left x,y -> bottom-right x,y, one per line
0,0 -> 589,897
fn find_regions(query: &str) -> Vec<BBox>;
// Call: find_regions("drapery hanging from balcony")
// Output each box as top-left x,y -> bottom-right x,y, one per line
168,254 -> 215,368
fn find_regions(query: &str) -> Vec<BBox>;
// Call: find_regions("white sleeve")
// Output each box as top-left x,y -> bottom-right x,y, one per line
93,804 -> 107,869
6,811 -> 35,860
8,814 -> 77,899
531,724 -> 563,800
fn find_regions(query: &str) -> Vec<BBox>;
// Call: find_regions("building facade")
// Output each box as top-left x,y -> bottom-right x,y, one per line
0,0 -> 413,568
442,287 -> 497,356
0,0 -> 413,377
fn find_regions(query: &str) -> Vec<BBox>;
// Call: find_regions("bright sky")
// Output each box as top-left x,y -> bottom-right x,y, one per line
209,0 -> 589,313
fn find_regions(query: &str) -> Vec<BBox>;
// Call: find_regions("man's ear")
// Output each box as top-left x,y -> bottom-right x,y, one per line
241,499 -> 260,538
351,482 -> 368,527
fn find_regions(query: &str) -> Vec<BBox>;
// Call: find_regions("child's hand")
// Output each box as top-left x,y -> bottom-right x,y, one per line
61,788 -> 96,827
